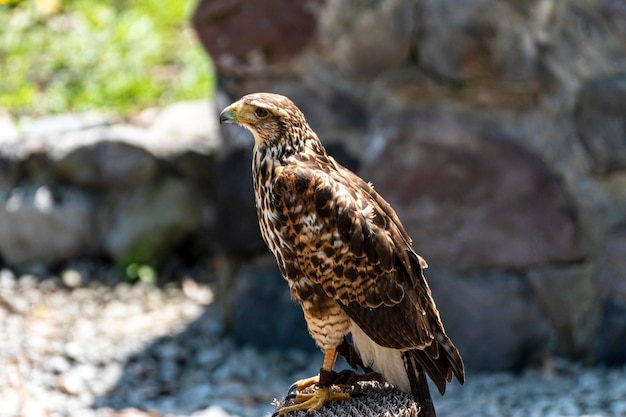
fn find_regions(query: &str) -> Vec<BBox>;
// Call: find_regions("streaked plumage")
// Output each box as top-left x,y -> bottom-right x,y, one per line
219,92 -> 464,417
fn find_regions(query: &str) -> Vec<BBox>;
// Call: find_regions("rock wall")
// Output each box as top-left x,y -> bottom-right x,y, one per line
0,0 -> 623,372
0,102 -> 220,268
193,0 -> 626,370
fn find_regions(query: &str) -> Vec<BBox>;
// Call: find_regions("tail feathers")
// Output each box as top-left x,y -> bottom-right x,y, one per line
403,351 -> 436,417
413,335 -> 465,396
434,329 -> 466,386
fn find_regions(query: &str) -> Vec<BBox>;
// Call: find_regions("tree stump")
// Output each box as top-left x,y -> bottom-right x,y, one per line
273,381 -> 420,417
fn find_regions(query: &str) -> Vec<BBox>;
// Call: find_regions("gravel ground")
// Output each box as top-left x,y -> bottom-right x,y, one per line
1,265 -> 625,417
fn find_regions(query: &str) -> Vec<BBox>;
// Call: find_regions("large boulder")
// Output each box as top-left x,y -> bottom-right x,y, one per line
594,227 -> 626,364
192,0 -> 322,77
596,227 -> 626,301
50,127 -> 159,188
360,109 -> 584,272
148,100 -> 221,187
1,112 -> 115,184
148,100 -> 220,149
102,178 -> 206,266
213,146 -> 265,255
574,73 -> 626,174
527,263 -> 600,358
0,184 -> 95,265
428,268 -> 551,371
418,0 -> 540,82
228,263 -> 316,351
0,103 -> 222,268
316,0 -> 414,79
595,300 -> 626,365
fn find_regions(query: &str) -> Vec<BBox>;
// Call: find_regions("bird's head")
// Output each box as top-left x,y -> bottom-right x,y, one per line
219,93 -> 308,147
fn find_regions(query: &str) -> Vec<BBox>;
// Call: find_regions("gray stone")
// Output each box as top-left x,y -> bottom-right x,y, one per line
601,173 -> 626,230
229,265 -> 316,351
600,0 -> 626,38
0,268 -> 16,289
418,0 -> 539,82
20,112 -> 113,138
526,263 -> 600,358
0,150 -> 20,189
193,406 -> 237,417
50,125 -> 158,188
61,268 -> 83,288
418,0 -> 482,81
595,299 -> 626,365
596,227 -> 626,300
165,149 -> 218,190
574,73 -> 626,174
148,100 -> 221,153
45,355 -> 71,374
102,178 -> 206,265
316,0 -> 414,79
1,118 -> 160,188
213,146 -> 265,255
593,227 -> 626,364
427,268 -> 551,371
360,109 -> 584,271
0,132 -> 51,184
192,0 -> 320,77
0,184 -> 95,265
150,101 -> 222,187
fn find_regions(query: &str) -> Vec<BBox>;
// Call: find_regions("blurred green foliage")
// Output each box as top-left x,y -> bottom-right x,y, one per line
0,0 -> 214,117
125,263 -> 156,284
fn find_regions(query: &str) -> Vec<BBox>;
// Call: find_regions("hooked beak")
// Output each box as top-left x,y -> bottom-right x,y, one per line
219,105 -> 237,125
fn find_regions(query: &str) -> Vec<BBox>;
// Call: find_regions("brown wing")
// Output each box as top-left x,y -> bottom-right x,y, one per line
273,160 -> 440,342
272,161 -> 464,393
272,160 -> 463,379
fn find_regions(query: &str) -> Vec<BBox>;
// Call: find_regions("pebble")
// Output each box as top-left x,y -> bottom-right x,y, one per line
62,268 -> 84,287
0,265 -> 625,417
46,355 -> 72,373
0,268 -> 16,289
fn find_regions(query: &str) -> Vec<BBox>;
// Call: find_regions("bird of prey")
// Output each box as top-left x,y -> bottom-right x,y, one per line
219,93 -> 464,416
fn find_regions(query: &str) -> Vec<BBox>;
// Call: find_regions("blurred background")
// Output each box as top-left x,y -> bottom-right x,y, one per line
1,0 -> 626,416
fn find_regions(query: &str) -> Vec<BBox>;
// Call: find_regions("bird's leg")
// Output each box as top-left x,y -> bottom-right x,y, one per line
287,339 -> 383,396
334,337 -> 384,386
276,347 -> 352,416
286,348 -> 336,395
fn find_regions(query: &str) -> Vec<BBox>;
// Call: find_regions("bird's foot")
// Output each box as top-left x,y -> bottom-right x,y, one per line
287,374 -> 319,397
274,386 -> 351,416
287,369 -> 383,397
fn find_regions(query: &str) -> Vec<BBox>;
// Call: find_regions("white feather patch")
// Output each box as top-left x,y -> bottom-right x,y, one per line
350,321 -> 410,393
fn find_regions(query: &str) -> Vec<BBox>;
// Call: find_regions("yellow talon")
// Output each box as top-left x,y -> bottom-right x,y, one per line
278,386 -> 351,415
277,348 -> 351,415
288,374 -> 319,394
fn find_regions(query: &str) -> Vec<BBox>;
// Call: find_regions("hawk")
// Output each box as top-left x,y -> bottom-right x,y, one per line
219,93 -> 464,416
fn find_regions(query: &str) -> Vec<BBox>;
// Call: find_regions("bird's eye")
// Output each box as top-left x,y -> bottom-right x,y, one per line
255,108 -> 269,118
